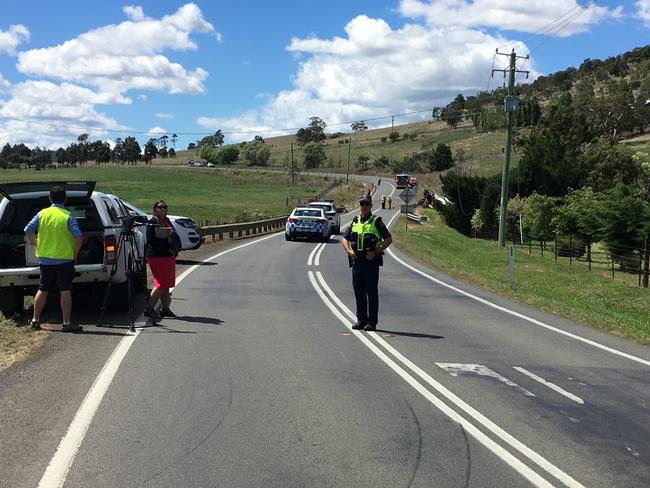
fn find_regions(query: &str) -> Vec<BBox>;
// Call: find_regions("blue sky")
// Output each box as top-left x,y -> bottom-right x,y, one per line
0,0 -> 648,150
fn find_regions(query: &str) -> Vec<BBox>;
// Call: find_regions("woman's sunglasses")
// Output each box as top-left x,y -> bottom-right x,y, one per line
157,205 -> 168,209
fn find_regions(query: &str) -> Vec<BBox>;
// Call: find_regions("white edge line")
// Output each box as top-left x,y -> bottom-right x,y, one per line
308,271 -> 558,488
386,248 -> 650,368
513,367 -> 584,405
314,271 -> 585,488
39,230 -> 282,488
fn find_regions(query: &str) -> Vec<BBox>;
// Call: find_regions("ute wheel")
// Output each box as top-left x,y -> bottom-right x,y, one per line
0,288 -> 25,318
285,233 -> 292,241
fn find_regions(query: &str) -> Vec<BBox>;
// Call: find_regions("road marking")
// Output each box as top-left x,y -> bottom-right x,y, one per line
513,367 -> 584,405
39,231 -> 282,488
315,241 -> 327,266
307,243 -> 322,266
311,271 -> 584,488
436,363 -> 535,397
386,248 -> 650,368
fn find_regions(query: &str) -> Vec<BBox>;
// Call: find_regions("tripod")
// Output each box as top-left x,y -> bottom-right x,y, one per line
97,224 -> 150,332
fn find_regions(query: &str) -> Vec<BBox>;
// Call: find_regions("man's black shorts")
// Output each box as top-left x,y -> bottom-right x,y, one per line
39,262 -> 75,292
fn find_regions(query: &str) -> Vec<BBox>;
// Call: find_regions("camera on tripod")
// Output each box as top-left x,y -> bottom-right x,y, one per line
118,214 -> 149,231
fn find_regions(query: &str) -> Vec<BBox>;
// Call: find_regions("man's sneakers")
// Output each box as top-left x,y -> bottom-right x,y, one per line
352,322 -> 366,330
29,319 -> 41,331
62,323 -> 83,333
363,324 -> 377,332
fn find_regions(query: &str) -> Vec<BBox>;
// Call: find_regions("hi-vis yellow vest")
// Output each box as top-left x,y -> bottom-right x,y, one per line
36,206 -> 75,260
351,214 -> 383,252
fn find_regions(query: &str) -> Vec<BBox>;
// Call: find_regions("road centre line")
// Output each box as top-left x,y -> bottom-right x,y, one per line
307,243 -> 322,266
315,242 -> 327,266
386,248 -> 650,368
513,367 -> 584,405
39,231 -> 282,488
308,270 -> 580,488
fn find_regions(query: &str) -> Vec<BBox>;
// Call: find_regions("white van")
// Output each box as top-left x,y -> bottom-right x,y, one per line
0,181 -> 146,316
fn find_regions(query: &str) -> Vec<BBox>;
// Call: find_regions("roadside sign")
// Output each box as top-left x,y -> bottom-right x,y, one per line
400,204 -> 415,213
399,188 -> 416,200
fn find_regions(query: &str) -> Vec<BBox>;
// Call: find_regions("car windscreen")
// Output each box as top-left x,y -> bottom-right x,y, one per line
294,209 -> 322,217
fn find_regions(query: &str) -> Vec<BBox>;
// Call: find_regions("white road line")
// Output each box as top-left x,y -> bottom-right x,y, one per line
313,270 -> 585,488
314,241 -> 327,266
39,231 -> 282,488
513,367 -> 585,405
436,363 -> 535,397
307,243 -> 322,266
387,248 -> 650,368
308,272 -> 564,488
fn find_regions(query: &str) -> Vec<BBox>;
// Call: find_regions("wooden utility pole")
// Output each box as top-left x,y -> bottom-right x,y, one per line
493,49 -> 529,247
290,143 -> 295,186
346,137 -> 351,184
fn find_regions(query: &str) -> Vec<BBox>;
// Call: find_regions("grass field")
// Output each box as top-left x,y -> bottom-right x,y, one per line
0,166 -> 352,224
154,120 -> 514,184
393,209 -> 650,345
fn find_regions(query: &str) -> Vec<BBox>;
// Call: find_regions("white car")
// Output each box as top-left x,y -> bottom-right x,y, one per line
285,207 -> 330,242
307,201 -> 341,234
121,201 -> 203,252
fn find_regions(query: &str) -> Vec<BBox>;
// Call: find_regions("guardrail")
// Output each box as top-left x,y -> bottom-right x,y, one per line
199,215 -> 288,242
406,213 -> 427,224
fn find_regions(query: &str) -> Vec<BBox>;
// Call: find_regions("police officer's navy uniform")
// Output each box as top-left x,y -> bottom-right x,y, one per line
344,213 -> 391,329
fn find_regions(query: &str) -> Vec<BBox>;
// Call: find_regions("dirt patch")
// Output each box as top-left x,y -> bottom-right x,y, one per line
0,316 -> 48,372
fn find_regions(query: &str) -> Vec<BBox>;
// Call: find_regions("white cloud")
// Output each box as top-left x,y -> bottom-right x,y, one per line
637,0 -> 650,27
155,112 -> 174,119
399,0 -> 622,36
201,15 -> 537,140
147,126 -> 167,136
0,24 -> 30,55
197,112 -> 286,142
0,73 -> 10,94
16,3 -> 216,94
0,81 -> 127,148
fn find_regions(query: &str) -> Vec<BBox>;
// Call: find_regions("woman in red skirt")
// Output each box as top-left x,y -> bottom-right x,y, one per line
146,199 -> 177,320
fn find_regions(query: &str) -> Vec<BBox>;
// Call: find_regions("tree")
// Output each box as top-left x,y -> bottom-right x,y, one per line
143,138 -> 158,163
357,155 -> 370,171
302,141 -> 326,169
578,137 -> 639,192
56,147 -> 66,165
553,187 -> 600,261
159,147 -> 168,159
171,133 -> 177,148
168,147 -> 176,158
95,142 -> 111,164
351,121 -> 368,142
521,193 -> 560,244
254,135 -> 265,144
122,137 -> 141,164
0,143 -> 11,169
187,142 -> 196,150
158,135 -> 169,149
389,131 -> 400,142
112,138 -> 124,164
220,145 -> 239,165
242,140 -> 271,166
296,117 -> 327,145
633,151 -> 650,200
430,144 -> 453,171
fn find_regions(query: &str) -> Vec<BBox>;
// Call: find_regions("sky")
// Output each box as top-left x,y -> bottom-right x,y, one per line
0,0 -> 648,150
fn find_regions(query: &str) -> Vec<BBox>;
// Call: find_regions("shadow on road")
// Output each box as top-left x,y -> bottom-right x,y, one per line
176,259 -> 219,266
174,315 -> 224,326
378,329 -> 445,340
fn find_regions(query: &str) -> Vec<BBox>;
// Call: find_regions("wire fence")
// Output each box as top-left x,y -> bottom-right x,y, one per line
491,229 -> 650,288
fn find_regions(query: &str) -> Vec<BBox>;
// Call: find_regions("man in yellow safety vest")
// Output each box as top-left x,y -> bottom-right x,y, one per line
24,186 -> 83,332
341,196 -> 392,331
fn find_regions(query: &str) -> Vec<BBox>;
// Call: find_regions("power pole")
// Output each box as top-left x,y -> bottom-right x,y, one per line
346,136 -> 351,184
493,49 -> 529,247
290,143 -> 295,185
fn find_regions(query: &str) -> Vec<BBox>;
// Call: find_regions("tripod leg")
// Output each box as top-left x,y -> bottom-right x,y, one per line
97,232 -> 127,327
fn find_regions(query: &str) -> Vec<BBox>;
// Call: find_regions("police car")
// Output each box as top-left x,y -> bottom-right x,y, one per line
285,207 -> 330,242
307,201 -> 340,234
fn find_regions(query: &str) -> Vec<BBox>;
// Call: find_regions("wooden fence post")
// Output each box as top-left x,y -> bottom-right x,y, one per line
643,236 -> 649,288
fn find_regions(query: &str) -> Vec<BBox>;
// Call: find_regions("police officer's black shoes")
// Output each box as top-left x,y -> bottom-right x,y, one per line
62,323 -> 83,333
364,324 -> 377,332
352,322 -> 366,330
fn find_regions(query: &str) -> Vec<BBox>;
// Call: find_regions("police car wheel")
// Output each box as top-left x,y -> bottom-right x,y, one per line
285,233 -> 292,241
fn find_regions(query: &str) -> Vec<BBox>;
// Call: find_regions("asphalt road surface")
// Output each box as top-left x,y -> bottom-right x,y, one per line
2,180 -> 650,488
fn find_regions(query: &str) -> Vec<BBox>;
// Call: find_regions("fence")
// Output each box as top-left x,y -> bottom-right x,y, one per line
500,231 -> 650,288
199,216 -> 288,242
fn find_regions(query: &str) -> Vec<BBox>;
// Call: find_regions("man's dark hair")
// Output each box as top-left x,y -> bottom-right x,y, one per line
50,186 -> 66,204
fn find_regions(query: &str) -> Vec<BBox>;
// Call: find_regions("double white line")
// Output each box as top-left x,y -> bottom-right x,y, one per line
308,269 -> 585,488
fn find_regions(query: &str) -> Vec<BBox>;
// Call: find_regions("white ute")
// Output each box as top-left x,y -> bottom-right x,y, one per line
0,181 -> 146,316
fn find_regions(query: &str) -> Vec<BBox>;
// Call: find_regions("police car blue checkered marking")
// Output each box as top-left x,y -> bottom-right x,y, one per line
286,219 -> 327,233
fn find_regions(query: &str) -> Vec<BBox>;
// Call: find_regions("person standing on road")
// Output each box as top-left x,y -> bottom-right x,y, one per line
146,200 -> 178,320
381,195 -> 386,209
24,186 -> 83,332
342,196 -> 392,331
387,195 -> 393,210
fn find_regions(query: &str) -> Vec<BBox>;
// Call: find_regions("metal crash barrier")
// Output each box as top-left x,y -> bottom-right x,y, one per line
199,215 -> 289,242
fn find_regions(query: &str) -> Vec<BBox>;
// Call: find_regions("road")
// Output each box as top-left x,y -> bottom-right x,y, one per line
1,180 -> 650,487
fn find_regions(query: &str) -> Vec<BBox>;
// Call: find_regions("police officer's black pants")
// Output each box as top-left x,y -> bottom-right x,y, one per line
352,259 -> 380,326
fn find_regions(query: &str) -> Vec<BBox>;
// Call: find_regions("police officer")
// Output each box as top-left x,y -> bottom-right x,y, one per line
24,186 -> 83,332
342,196 -> 392,331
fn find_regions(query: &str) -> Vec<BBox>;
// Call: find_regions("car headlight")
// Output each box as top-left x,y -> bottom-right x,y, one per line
175,218 -> 196,229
